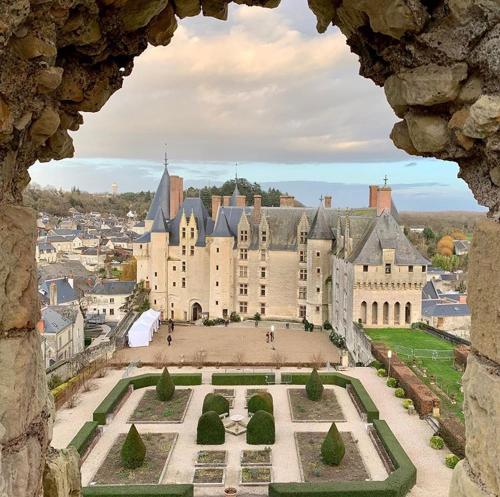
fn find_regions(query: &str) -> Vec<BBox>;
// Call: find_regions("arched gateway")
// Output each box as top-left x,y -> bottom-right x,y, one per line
191,302 -> 202,321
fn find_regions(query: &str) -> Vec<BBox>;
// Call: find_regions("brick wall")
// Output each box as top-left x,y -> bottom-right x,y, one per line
371,342 -> 440,415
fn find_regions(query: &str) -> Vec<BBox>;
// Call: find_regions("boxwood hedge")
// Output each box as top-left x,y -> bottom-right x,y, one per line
82,485 -> 193,496
92,373 -> 202,425
286,373 -> 378,422
269,419 -> 415,497
211,373 -> 275,385
67,421 -> 100,456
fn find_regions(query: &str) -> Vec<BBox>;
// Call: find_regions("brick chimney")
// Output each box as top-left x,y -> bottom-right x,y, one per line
169,175 -> 184,218
253,194 -> 262,224
236,195 -> 246,207
211,195 -> 222,221
324,195 -> 332,208
279,195 -> 295,207
376,186 -> 392,215
49,281 -> 57,306
36,319 -> 45,334
459,294 -> 467,304
223,195 -> 231,206
369,185 -> 378,208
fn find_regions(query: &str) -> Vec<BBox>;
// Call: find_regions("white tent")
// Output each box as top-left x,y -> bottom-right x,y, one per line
128,309 -> 161,347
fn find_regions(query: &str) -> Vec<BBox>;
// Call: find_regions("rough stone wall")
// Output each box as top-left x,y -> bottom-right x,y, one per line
0,1 -> 498,497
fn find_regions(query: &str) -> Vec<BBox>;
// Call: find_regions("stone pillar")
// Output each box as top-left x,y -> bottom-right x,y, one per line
449,220 -> 500,497
0,204 -> 80,496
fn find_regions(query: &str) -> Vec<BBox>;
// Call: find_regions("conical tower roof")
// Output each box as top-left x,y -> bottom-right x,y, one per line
146,164 -> 170,221
151,208 -> 168,233
229,182 -> 241,207
309,205 -> 333,240
212,208 -> 233,237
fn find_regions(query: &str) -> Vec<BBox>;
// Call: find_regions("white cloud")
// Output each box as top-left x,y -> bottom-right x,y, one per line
68,1 -> 402,166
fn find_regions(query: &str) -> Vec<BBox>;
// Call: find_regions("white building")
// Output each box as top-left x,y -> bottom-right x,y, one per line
88,280 -> 136,322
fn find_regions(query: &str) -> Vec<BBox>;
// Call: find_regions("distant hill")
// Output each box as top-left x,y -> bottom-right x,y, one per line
399,211 -> 485,235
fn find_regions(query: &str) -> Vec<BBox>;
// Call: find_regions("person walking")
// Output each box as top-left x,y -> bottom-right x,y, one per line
266,331 -> 270,343
270,330 -> 274,342
167,334 -> 173,347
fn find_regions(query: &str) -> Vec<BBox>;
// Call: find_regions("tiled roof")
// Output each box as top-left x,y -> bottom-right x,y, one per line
90,280 -> 136,295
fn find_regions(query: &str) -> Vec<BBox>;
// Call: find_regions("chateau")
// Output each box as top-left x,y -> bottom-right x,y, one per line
134,165 -> 428,329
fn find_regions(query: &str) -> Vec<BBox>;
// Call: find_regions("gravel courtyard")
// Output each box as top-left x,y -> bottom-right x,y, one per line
113,324 -> 341,366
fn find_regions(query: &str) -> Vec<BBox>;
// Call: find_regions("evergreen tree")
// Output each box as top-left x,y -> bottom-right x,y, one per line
321,422 -> 345,466
121,424 -> 146,469
306,368 -> 324,401
156,367 -> 175,401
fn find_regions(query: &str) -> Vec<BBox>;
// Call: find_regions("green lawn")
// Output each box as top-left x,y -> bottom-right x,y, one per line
365,328 -> 464,422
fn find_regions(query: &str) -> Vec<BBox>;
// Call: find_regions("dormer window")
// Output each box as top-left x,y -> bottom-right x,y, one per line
181,227 -> 186,239
409,265 -> 414,272
385,264 -> 392,274
261,230 -> 267,243
300,231 -> 308,244
190,227 -> 195,239
240,230 -> 248,242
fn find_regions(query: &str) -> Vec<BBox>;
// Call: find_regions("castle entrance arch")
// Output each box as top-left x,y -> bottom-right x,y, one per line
192,302 -> 203,322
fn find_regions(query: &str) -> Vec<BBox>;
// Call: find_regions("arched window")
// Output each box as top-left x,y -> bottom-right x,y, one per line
360,301 -> 367,324
383,302 -> 389,325
372,302 -> 378,325
394,302 -> 401,325
405,302 -> 412,325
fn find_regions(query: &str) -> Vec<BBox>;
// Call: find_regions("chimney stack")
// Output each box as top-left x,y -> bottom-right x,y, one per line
253,194 -> 262,224
211,195 -> 222,221
376,186 -> 392,215
36,319 -> 45,335
236,195 -> 246,207
49,281 -> 57,306
223,195 -> 231,206
369,185 -> 378,208
169,175 -> 184,219
279,195 -> 295,208
324,195 -> 332,208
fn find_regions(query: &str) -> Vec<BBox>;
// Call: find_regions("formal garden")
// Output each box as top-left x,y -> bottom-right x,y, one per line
58,365 -> 459,497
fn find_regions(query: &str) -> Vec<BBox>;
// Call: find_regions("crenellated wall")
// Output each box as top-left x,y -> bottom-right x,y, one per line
0,1 -> 498,496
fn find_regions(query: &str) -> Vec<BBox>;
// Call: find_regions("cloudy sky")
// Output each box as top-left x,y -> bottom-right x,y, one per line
31,1 -> 482,211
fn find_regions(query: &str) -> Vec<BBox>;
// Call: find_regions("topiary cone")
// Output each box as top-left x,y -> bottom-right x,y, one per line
156,366 -> 175,401
306,368 -> 324,401
121,424 -> 146,469
321,422 -> 345,466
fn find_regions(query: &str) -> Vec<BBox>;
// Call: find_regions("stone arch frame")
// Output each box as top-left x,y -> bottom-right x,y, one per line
360,300 -> 367,324
0,2 -> 498,497
394,302 -> 401,325
383,301 -> 389,325
371,301 -> 378,325
405,302 -> 412,325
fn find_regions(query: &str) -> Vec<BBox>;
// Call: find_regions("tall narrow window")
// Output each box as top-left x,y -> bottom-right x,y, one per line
299,269 -> 307,281
261,230 -> 267,242
260,303 -> 266,315
240,230 -> 248,242
385,264 -> 391,274
181,227 -> 186,239
299,231 -> 308,244
181,277 -> 186,288
240,249 -> 248,260
260,267 -> 266,278
190,246 -> 195,256
260,285 -> 266,297
190,227 -> 195,239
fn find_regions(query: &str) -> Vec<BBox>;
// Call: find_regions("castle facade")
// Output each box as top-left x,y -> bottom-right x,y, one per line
133,166 -> 428,330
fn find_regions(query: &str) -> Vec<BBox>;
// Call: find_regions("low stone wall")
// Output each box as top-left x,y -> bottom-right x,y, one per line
454,345 -> 470,370
371,342 -> 440,416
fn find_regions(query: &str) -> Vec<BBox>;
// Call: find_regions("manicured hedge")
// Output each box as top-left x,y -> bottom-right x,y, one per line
197,411 -> 225,444
82,485 -> 193,496
202,393 -> 230,416
93,378 -> 131,424
92,373 -> 202,424
248,392 -> 274,415
269,419 -> 415,497
211,373 -> 275,385
286,373 -> 379,422
67,421 -> 100,456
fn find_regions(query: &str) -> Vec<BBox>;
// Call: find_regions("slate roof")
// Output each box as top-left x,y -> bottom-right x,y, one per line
90,280 -> 136,295
230,184 -> 241,207
135,232 -> 151,243
146,165 -> 170,221
212,208 -> 233,237
422,281 -> 440,300
151,208 -> 168,233
38,241 -> 56,252
39,278 -> 77,305
348,212 -> 429,266
422,300 -> 470,317
309,205 -> 334,240
168,198 -> 215,247
42,307 -> 72,334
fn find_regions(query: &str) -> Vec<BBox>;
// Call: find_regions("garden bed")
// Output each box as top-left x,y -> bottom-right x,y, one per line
245,388 -> 268,406
192,468 -> 225,486
195,450 -> 227,467
129,389 -> 192,423
90,433 -> 177,485
241,449 -> 272,466
213,389 -> 235,397
295,432 -> 368,482
240,467 -> 273,485
288,389 -> 345,422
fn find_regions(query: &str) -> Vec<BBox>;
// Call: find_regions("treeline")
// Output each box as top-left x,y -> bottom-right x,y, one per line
25,178 -> 288,218
185,178 -> 290,215
399,211 -> 485,235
